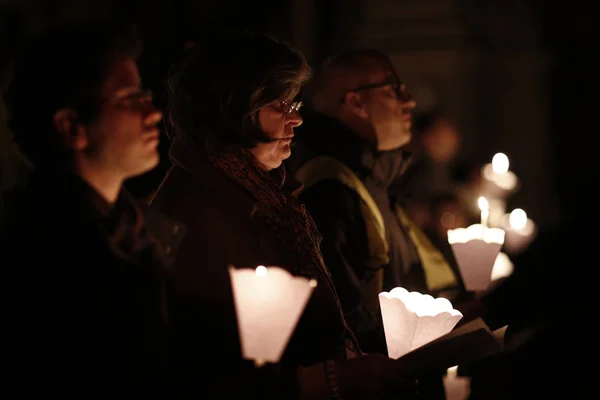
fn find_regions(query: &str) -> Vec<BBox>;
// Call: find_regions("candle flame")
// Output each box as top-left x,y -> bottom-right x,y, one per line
477,196 -> 489,212
255,265 -> 267,276
509,208 -> 527,230
492,153 -> 509,174
447,365 -> 458,379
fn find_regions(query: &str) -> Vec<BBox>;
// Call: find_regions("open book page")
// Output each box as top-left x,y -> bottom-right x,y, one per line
395,318 -> 503,373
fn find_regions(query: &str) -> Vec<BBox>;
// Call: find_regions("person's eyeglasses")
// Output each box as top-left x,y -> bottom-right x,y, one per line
116,89 -> 154,108
339,79 -> 409,104
100,89 -> 154,109
280,100 -> 303,114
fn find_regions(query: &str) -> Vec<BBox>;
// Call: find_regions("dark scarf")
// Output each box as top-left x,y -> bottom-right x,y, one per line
206,146 -> 330,282
170,138 -> 362,353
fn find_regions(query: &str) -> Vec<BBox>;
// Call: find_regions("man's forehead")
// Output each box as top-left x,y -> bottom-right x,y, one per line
102,58 -> 141,94
357,58 -> 398,85
336,59 -> 398,90
362,68 -> 396,86
314,52 -> 400,108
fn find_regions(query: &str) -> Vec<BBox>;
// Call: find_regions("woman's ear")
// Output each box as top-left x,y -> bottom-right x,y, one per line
53,108 -> 88,151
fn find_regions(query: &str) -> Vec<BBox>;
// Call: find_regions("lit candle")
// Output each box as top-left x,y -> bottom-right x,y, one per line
508,208 -> 527,231
228,265 -> 317,366
255,265 -> 268,276
447,365 -> 458,379
447,224 -> 505,292
478,196 -> 489,228
492,153 -> 509,174
501,208 -> 537,255
481,152 -> 518,198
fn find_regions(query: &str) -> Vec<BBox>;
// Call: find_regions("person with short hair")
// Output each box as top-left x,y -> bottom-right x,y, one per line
1,21 -> 177,396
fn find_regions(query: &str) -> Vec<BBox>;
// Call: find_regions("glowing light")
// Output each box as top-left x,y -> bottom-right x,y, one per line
255,265 -> 267,276
477,196 -> 489,212
478,197 -> 489,228
492,153 -> 509,174
447,365 -> 458,379
509,208 -> 528,231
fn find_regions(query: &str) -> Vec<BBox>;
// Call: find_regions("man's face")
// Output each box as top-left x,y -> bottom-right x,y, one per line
358,67 -> 416,151
84,57 -> 162,179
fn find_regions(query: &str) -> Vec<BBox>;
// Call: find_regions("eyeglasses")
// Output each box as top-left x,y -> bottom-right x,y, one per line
339,78 -> 410,104
116,89 -> 154,108
280,100 -> 303,114
100,89 -> 154,109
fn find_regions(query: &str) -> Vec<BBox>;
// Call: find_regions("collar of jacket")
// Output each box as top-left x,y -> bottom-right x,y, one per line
24,167 -> 182,269
296,112 -> 414,187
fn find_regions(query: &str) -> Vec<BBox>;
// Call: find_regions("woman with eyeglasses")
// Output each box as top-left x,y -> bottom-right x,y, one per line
150,30 -> 418,398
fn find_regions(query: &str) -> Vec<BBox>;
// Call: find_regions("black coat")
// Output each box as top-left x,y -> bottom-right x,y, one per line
0,170 -> 181,397
149,140 -> 352,397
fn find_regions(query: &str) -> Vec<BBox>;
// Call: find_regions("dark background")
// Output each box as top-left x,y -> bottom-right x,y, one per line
1,0 -> 598,227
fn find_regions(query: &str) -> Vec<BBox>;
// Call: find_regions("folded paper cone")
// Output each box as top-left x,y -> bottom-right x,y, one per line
229,266 -> 317,364
491,252 -> 514,281
448,225 -> 505,291
379,287 -> 463,359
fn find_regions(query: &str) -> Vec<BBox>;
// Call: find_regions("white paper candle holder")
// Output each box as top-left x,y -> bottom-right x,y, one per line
448,224 -> 505,291
491,252 -> 514,281
379,287 -> 463,359
228,265 -> 317,366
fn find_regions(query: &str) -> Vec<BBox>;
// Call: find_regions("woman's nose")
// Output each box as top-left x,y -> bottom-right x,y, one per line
286,110 -> 303,127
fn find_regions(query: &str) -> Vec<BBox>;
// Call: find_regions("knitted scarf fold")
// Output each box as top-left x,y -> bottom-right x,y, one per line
207,147 -> 329,282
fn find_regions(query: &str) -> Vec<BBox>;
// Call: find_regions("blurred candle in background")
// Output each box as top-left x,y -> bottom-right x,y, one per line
502,208 -> 537,255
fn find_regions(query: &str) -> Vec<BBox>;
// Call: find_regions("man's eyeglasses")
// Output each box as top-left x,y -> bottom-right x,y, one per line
100,89 -> 154,109
339,79 -> 409,104
280,100 -> 303,114
116,89 -> 154,108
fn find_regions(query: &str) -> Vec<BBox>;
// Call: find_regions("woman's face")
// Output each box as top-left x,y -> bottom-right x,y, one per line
250,101 -> 303,170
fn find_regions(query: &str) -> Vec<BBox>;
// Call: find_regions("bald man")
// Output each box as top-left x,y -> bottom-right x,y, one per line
291,50 -> 462,356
